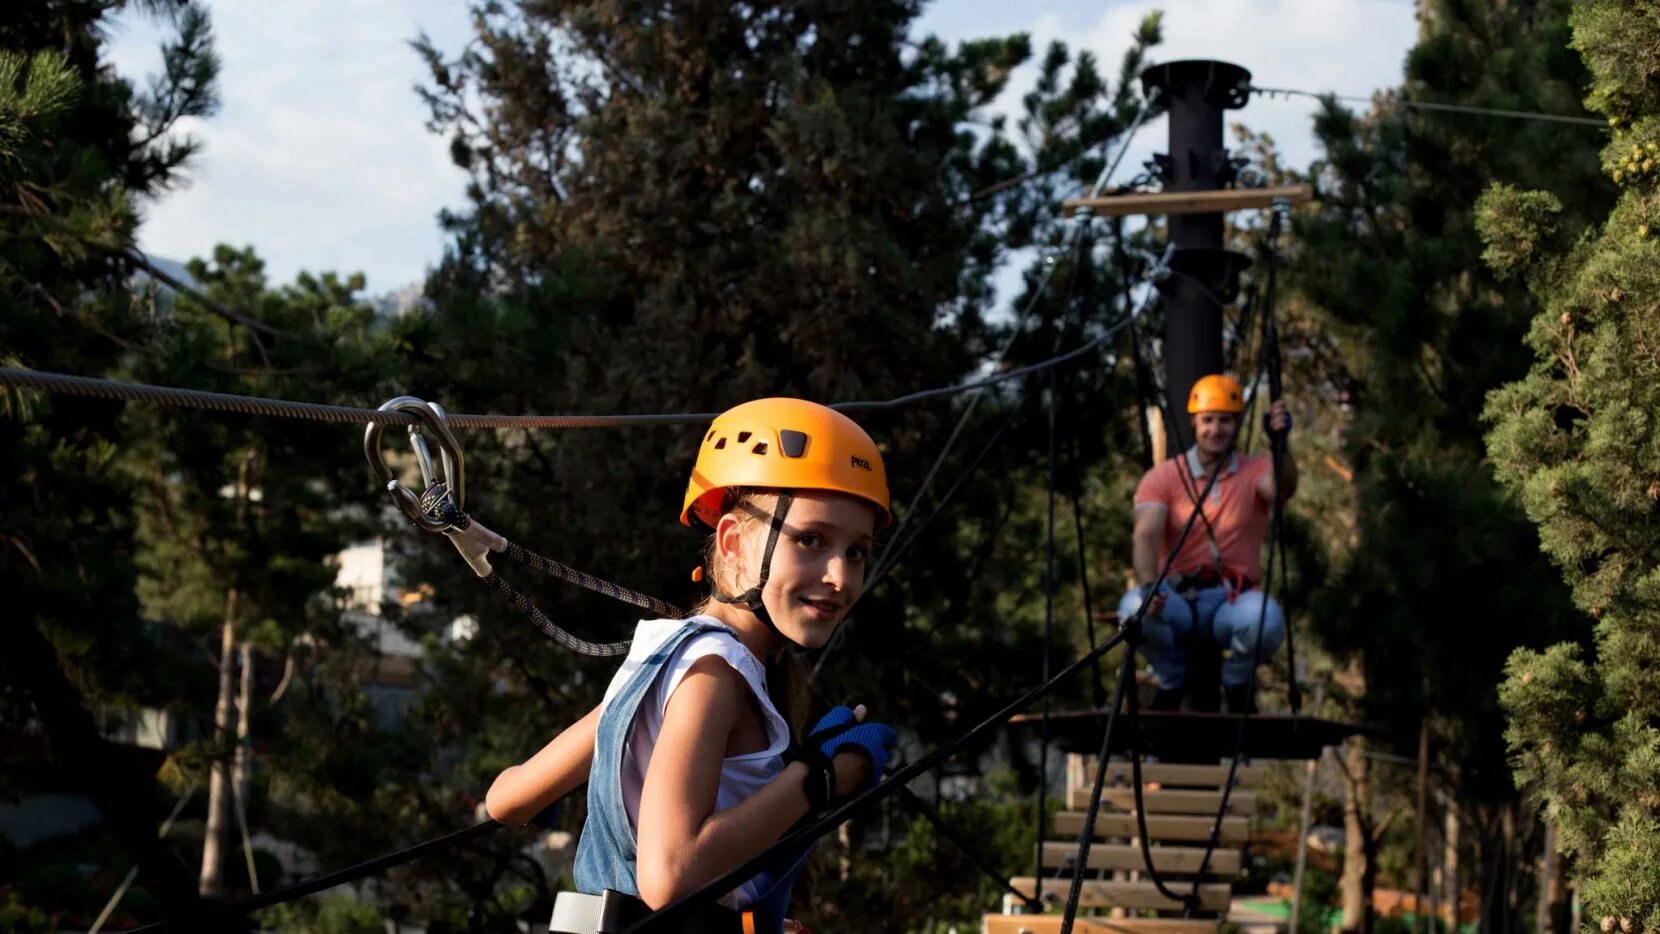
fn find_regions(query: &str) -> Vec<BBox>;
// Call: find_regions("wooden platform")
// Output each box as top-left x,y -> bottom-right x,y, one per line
1062,183 -> 1313,217
1038,841 -> 1240,875
1084,761 -> 1267,788
1053,811 -> 1249,844
1066,787 -> 1258,815
984,916 -> 1220,933
1008,879 -> 1232,912
1009,709 -> 1369,760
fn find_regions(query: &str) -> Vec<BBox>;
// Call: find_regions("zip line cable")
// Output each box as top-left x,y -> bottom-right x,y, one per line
1249,84 -> 1604,127
0,323 -> 1127,431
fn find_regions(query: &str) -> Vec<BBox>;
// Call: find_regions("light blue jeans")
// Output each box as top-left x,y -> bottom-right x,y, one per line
1116,585 -> 1285,690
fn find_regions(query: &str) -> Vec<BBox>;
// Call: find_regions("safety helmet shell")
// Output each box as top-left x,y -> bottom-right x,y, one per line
682,398 -> 891,532
1187,374 -> 1246,414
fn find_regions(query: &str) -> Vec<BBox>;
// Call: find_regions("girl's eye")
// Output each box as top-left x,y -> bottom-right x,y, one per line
847,545 -> 868,562
797,533 -> 822,549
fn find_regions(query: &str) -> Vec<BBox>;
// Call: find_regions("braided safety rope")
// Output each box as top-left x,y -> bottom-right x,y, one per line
365,398 -> 670,657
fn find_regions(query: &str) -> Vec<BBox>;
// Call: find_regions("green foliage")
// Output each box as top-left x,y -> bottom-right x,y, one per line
1481,3 -> 1660,926
1292,2 -> 1611,921
262,895 -> 387,934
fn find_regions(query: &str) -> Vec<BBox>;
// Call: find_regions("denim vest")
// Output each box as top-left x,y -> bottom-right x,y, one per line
572,620 -> 805,932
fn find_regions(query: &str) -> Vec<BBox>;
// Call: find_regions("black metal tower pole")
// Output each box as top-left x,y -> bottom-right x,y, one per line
1139,60 -> 1254,453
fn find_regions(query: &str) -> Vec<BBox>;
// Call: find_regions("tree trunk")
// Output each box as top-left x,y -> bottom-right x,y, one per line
197,587 -> 238,897
232,641 -> 259,893
1443,794 -> 1460,931
1538,821 -> 1570,934
199,448 -> 254,898
1413,718 -> 1429,934
1341,736 -> 1374,933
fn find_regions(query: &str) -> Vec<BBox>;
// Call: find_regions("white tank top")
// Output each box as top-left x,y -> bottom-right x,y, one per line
596,616 -> 789,906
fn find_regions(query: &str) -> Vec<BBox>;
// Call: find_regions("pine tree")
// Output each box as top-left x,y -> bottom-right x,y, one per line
1480,1 -> 1660,927
1292,0 -> 1610,927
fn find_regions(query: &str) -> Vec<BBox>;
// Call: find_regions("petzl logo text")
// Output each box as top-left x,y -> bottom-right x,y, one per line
850,455 -> 872,471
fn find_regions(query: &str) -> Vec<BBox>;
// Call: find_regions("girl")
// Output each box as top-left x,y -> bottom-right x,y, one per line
485,398 -> 899,933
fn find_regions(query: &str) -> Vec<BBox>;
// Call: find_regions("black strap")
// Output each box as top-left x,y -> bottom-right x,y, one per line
783,742 -> 836,810
710,492 -> 794,643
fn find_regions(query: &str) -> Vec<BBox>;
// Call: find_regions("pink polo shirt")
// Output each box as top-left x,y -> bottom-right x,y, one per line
1133,448 -> 1273,583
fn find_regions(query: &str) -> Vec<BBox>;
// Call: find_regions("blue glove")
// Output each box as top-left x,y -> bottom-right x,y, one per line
802,705 -> 898,795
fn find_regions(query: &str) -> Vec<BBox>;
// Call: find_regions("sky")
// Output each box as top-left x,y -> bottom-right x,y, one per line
106,0 -> 1419,297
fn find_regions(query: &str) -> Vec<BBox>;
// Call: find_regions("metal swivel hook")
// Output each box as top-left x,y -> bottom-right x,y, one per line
364,395 -> 467,532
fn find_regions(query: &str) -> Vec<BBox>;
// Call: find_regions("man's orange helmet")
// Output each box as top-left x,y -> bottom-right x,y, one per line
1187,374 -> 1246,414
681,398 -> 891,532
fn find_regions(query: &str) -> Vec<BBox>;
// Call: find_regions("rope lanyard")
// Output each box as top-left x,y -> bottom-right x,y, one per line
365,396 -> 675,656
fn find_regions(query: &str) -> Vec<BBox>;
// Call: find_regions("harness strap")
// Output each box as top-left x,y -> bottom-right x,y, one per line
549,889 -> 752,934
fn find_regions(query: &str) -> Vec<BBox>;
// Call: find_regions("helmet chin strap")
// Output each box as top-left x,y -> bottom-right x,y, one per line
710,492 -> 796,647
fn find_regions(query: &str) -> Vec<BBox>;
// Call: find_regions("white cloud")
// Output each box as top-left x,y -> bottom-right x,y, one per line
108,1 -> 473,294
107,1 -> 1416,297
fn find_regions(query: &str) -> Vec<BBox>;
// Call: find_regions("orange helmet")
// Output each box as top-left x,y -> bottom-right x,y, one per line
1187,374 -> 1246,414
681,398 -> 890,532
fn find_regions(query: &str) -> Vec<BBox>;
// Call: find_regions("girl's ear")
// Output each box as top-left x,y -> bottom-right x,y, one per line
714,512 -> 748,583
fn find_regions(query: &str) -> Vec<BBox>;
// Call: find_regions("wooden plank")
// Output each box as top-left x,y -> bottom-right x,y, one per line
1038,841 -> 1240,875
1084,761 -> 1269,789
984,916 -> 1220,934
1053,811 -> 1249,845
1062,183 -> 1313,217
1068,788 -> 1257,814
1009,879 -> 1232,912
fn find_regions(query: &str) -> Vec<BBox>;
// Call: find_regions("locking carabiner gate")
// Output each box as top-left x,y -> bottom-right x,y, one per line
364,395 -> 467,532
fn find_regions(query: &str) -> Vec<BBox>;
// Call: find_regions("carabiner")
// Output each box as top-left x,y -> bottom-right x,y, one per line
364,395 -> 466,532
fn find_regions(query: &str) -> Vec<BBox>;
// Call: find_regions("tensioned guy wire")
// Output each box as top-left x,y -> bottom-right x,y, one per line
1250,84 -> 1604,127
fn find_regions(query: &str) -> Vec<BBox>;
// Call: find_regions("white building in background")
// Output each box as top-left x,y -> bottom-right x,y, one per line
334,536 -> 476,727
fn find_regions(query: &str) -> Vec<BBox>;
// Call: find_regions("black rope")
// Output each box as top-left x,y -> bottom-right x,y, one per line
1058,644 -> 1138,931
482,574 -> 633,657
1070,482 -> 1107,710
503,542 -> 682,619
129,820 -> 507,932
411,487 -> 672,655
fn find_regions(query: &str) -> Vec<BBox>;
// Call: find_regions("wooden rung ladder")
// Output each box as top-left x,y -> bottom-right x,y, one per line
983,756 -> 1268,934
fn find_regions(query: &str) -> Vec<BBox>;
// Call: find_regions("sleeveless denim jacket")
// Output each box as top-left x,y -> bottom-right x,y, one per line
572,620 -> 805,933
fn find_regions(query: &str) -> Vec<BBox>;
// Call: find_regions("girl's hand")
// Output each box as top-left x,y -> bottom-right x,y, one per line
807,703 -> 897,798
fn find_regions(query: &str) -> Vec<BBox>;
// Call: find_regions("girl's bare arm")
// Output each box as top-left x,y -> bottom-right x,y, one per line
485,702 -> 601,825
634,656 -> 869,909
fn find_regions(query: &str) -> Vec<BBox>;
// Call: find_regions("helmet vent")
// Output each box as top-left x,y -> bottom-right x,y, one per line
737,431 -> 752,443
752,442 -> 768,455
714,437 -> 727,450
705,430 -> 716,442
779,430 -> 808,457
